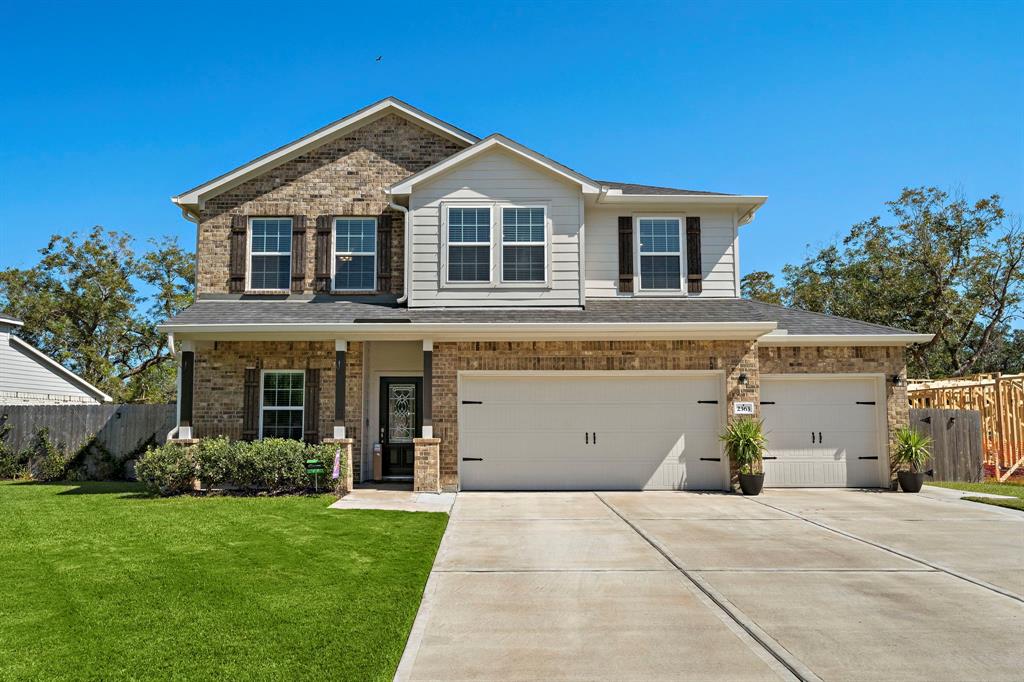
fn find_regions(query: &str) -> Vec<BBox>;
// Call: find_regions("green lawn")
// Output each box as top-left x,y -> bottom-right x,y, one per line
0,481 -> 448,681
926,480 -> 1024,512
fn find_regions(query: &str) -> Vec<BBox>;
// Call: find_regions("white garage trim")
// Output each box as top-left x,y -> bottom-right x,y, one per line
760,373 -> 888,487
456,370 -> 728,491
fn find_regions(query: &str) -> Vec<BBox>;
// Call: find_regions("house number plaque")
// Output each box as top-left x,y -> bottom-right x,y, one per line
733,402 -> 755,415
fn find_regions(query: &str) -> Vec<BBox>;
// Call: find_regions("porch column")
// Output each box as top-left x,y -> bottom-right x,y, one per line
334,340 -> 347,439
413,339 -> 440,492
178,341 -> 194,440
422,339 -> 433,438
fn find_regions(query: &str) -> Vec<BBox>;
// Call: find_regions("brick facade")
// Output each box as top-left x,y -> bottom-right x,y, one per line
431,340 -> 760,492
196,114 -> 467,295
759,344 -> 907,480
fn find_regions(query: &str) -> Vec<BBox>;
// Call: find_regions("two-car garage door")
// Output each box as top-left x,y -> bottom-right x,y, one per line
459,373 -> 727,491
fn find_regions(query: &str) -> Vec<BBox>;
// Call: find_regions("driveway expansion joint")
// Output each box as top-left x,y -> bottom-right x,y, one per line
594,493 -> 820,682
743,496 -> 1024,604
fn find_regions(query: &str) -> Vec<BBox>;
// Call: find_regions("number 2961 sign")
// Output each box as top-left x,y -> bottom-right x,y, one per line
733,402 -> 755,415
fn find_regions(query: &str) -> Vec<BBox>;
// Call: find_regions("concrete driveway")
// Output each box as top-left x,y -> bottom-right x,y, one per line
396,489 -> 1023,681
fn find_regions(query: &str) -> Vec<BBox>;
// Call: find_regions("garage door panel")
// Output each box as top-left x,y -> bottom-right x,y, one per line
761,376 -> 885,488
459,374 -> 725,491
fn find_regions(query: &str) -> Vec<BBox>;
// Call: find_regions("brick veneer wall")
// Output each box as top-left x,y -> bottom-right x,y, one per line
759,345 -> 907,478
196,114 -> 468,295
431,340 -> 760,492
191,340 -> 365,480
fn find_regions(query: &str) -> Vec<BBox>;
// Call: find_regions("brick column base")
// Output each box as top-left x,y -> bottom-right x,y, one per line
413,438 -> 441,493
322,438 -> 354,496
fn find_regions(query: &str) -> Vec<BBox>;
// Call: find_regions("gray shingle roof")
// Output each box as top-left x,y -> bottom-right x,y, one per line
597,181 -> 732,196
162,296 -> 916,336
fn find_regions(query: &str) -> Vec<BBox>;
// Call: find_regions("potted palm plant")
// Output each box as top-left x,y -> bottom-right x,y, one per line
720,418 -> 768,495
893,426 -> 932,493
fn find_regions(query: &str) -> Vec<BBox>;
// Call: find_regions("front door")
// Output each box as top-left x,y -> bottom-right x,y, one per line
379,377 -> 422,478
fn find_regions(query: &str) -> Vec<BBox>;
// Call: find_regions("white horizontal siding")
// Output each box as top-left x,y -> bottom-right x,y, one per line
584,206 -> 739,298
409,149 -> 583,308
0,331 -> 99,404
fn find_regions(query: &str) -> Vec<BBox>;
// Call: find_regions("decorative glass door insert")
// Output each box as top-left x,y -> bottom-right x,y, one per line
388,383 -> 417,444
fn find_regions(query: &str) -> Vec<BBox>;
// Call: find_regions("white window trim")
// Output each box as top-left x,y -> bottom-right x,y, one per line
331,217 -> 377,293
258,369 -> 305,440
634,215 -> 685,295
247,217 -> 293,293
442,204 -> 494,286
499,204 -> 550,287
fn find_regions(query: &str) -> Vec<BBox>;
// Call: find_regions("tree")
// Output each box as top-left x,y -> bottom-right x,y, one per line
740,270 -> 784,305
0,227 -> 194,402
743,188 -> 1023,377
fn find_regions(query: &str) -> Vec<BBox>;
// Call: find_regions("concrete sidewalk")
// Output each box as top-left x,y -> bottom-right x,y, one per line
397,489 -> 1023,681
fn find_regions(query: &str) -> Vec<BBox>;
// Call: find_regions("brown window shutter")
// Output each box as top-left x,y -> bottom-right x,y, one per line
303,368 -> 321,443
229,215 -> 248,293
290,215 -> 307,293
242,367 -> 260,441
314,215 -> 333,292
686,217 -> 703,294
617,216 -> 634,294
377,214 -> 392,293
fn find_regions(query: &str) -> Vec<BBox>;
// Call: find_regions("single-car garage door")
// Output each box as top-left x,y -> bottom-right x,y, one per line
761,375 -> 886,488
459,373 -> 726,491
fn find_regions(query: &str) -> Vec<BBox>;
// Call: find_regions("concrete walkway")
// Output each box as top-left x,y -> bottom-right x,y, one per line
328,486 -> 456,513
397,489 -> 1023,681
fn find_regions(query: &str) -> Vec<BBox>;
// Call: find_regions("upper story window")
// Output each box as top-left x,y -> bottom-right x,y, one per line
260,370 -> 303,439
447,207 -> 492,282
638,217 -> 682,290
249,218 -> 292,291
334,218 -> 376,291
501,207 -> 546,282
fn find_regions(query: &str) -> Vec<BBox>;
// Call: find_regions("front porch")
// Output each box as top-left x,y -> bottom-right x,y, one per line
172,338 -> 443,493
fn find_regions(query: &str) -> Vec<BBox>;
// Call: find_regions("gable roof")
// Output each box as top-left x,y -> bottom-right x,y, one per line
389,134 -> 603,195
172,97 -> 478,213
1,320 -> 113,403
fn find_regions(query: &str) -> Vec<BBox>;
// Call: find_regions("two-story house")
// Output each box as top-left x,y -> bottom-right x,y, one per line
161,97 -> 931,492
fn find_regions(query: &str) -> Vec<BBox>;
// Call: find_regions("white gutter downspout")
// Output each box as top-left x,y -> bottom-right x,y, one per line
388,191 -> 412,304
166,332 -> 180,442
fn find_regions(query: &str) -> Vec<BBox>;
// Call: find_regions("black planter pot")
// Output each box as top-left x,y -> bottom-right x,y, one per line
897,471 -> 925,493
738,472 -> 765,496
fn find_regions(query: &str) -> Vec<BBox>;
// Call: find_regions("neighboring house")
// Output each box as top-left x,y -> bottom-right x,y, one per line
0,315 -> 112,405
161,97 -> 932,492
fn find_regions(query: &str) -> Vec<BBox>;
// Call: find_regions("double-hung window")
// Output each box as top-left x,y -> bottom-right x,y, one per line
501,207 -> 546,282
638,217 -> 682,290
249,218 -> 292,290
334,218 -> 376,291
447,207 -> 491,282
260,370 -> 304,440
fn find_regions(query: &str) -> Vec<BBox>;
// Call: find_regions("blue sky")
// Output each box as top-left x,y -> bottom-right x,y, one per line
1,0 -> 1021,283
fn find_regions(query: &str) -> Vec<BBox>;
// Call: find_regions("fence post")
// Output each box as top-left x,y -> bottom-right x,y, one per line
993,373 -> 1004,478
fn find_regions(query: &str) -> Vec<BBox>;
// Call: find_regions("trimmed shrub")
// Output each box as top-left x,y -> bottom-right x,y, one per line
136,442 -> 196,496
245,438 -> 310,493
192,436 -> 245,490
24,428 -> 70,482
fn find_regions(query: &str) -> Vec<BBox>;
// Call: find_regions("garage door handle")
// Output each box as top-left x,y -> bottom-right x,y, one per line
858,456 -> 878,460
811,432 -> 815,443
819,432 -> 822,444
462,457 -> 483,462
585,432 -> 588,444
593,432 -> 597,444
763,456 -> 778,460
699,457 -> 721,462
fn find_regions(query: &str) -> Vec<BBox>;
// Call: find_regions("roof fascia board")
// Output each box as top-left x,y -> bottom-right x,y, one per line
760,333 -> 935,346
390,135 -> 601,195
173,98 -> 478,208
594,194 -> 768,206
9,336 -> 113,402
160,320 -> 778,342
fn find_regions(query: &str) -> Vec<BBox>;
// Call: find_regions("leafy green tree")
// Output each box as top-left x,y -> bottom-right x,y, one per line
740,270 -> 784,305
743,188 -> 1023,377
0,227 -> 193,402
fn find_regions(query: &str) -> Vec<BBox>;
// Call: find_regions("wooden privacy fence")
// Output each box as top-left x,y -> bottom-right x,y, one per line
908,373 -> 1024,481
0,404 -> 175,476
908,409 -> 983,482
